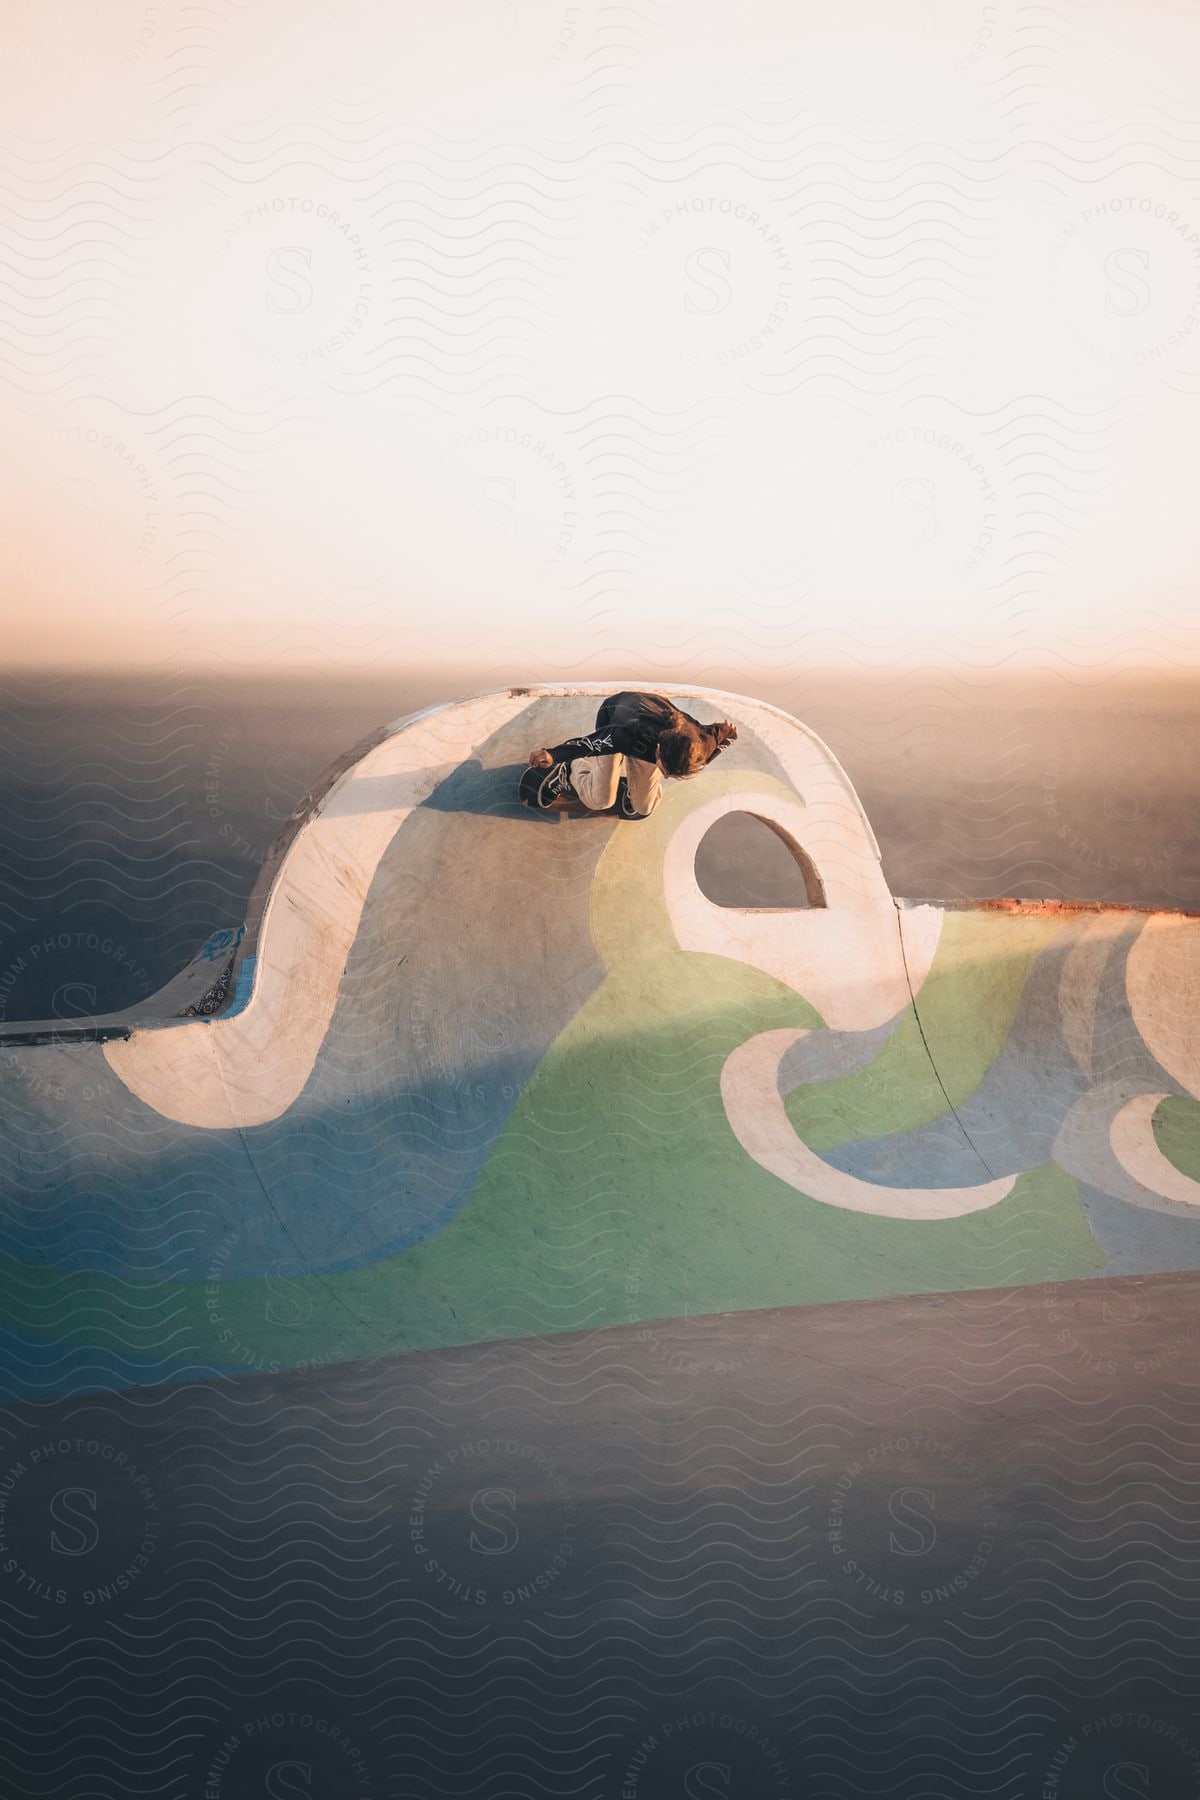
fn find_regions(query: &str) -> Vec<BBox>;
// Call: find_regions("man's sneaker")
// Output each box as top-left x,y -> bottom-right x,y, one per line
540,761 -> 575,804
518,761 -> 575,809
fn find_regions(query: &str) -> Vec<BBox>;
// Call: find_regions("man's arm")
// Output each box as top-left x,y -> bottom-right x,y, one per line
695,719 -> 738,763
538,723 -> 645,764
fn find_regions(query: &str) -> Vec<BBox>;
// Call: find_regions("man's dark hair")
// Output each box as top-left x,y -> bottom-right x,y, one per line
657,727 -> 710,778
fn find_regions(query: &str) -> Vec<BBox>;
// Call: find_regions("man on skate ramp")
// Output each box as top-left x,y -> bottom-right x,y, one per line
519,688 -> 739,817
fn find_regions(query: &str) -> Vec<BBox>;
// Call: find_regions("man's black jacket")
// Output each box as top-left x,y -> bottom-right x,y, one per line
544,691 -> 731,769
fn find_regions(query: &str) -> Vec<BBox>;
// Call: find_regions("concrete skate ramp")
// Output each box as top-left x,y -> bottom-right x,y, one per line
1,682 -> 1199,1398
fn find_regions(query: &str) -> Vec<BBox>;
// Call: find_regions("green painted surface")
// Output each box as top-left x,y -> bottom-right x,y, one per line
785,909 -> 1064,1149
0,779 -> 1106,1377
0,950 -> 1103,1373
1153,1095 -> 1200,1183
380,948 -> 1102,1339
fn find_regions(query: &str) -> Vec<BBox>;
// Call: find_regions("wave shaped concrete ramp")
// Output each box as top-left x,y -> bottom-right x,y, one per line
2,682 -> 1199,1399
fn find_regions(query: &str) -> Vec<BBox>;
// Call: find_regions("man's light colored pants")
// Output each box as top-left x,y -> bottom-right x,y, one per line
571,753 -> 662,816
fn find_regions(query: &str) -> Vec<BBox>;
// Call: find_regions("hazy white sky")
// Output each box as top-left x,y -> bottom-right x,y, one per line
3,0 -> 1200,672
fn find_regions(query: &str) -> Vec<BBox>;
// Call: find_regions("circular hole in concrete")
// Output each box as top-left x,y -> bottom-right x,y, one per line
694,812 -> 824,909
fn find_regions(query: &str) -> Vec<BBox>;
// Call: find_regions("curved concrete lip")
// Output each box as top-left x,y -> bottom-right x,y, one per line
89,679 -> 929,1132
0,682 -> 881,1047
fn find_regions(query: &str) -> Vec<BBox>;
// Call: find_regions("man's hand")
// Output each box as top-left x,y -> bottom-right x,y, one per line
528,748 -> 553,768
